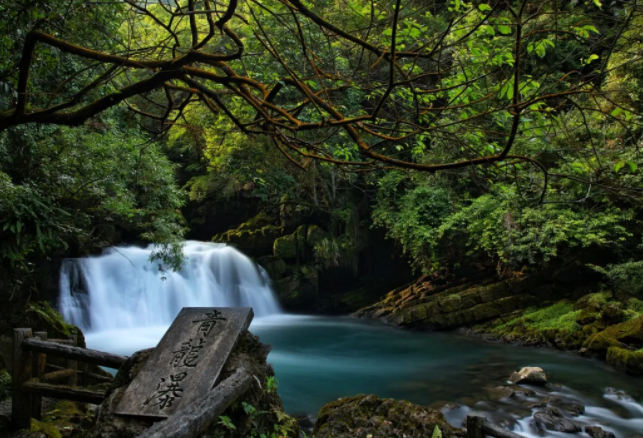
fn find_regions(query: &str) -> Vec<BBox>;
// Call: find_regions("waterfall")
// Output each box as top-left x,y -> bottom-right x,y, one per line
59,241 -> 281,334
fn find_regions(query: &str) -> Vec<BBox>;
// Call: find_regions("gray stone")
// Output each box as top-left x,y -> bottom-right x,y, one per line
531,407 -> 580,434
114,307 -> 253,419
584,426 -> 616,438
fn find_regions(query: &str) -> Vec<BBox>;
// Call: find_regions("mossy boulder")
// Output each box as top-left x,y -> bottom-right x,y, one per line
274,234 -> 298,260
311,394 -> 464,438
30,400 -> 96,438
306,225 -> 328,248
606,347 -> 643,375
583,315 -> 643,354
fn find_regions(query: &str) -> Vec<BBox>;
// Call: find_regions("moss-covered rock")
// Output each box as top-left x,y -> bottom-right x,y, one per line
28,400 -> 96,438
606,346 -> 643,375
273,234 -> 298,260
583,315 -> 643,354
312,394 -> 463,438
307,225 -> 328,248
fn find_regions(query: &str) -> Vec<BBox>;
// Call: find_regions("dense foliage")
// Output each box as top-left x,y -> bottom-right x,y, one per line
2,0 -> 643,286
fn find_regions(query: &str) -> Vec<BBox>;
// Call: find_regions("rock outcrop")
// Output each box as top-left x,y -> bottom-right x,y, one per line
353,271 -> 573,329
311,394 -> 464,438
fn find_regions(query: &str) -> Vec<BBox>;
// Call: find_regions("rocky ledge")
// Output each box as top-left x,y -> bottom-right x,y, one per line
352,268 -> 587,329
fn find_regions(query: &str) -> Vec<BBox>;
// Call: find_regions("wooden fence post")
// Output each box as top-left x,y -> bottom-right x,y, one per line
12,328 -> 33,429
31,331 -> 47,420
467,414 -> 487,438
67,333 -> 78,386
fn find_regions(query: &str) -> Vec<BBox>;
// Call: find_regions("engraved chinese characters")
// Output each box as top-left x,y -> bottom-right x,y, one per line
143,372 -> 187,409
193,310 -> 226,338
115,307 -> 254,418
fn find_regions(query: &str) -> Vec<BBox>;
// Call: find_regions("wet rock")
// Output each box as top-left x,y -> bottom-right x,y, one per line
584,426 -> 616,438
485,385 -> 535,401
509,367 -> 547,385
547,396 -> 585,416
531,407 -> 581,434
312,394 -> 464,438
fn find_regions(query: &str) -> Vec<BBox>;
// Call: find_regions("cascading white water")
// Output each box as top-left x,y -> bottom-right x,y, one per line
59,241 -> 281,334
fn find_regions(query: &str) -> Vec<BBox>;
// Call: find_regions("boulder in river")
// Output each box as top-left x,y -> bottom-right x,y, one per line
531,407 -> 581,434
509,366 -> 547,385
312,394 -> 464,438
584,425 -> 616,438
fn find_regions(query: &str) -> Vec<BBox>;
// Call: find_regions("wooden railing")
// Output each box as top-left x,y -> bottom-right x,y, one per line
467,414 -> 528,438
12,328 -> 129,429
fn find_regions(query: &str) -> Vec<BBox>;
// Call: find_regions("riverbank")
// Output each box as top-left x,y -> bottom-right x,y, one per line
352,268 -> 643,377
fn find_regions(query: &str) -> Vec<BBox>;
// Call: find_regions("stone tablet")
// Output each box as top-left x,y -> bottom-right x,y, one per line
114,307 -> 253,419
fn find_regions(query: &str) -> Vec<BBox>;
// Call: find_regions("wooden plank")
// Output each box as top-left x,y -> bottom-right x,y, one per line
46,364 -> 113,382
67,334 -> 78,386
32,331 -> 47,419
42,368 -> 76,382
482,422 -> 528,438
114,307 -> 253,419
136,367 -> 252,438
22,338 -> 128,369
467,414 -> 487,438
12,328 -> 33,429
48,338 -> 75,345
22,381 -> 107,404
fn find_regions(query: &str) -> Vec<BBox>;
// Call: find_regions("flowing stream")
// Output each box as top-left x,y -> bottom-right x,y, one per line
58,242 -> 643,437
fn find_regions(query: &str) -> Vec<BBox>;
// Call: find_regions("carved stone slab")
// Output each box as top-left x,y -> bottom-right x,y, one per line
114,307 -> 253,419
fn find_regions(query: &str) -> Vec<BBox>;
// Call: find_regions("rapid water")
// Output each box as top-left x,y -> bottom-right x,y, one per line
58,241 -> 280,333
57,243 -> 643,437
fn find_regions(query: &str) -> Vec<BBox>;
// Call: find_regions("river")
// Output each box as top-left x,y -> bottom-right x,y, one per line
58,242 -> 643,437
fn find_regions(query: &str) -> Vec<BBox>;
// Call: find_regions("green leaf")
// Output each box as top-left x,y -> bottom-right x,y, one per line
478,4 -> 492,11
218,416 -> 236,430
498,25 -> 511,35
614,162 -> 625,173
627,161 -> 638,173
611,108 -> 623,117
432,425 -> 443,438
593,0 -> 602,8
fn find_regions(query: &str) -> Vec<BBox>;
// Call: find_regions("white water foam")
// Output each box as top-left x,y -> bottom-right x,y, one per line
58,241 -> 281,336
